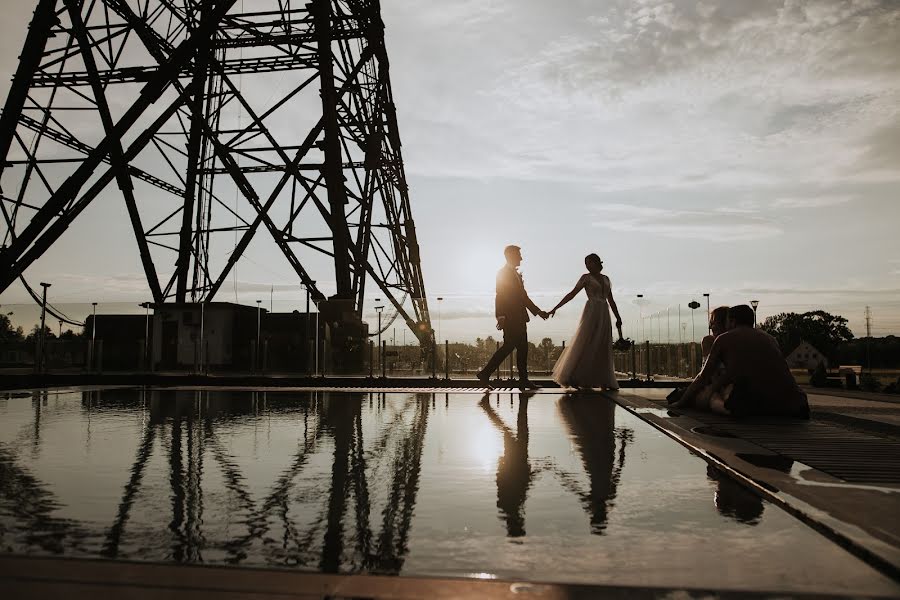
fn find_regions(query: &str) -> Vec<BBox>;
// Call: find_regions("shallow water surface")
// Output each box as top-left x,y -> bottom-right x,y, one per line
0,388 -> 896,594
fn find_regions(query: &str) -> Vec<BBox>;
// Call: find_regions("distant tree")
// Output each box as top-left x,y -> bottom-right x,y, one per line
24,324 -> 55,343
59,328 -> 83,340
0,313 -> 24,342
835,335 -> 900,369
538,337 -> 555,368
760,310 -> 853,360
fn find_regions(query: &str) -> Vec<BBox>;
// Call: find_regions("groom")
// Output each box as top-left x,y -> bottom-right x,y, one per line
477,245 -> 548,388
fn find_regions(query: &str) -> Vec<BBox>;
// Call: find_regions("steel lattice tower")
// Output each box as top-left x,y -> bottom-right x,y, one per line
0,0 -> 432,343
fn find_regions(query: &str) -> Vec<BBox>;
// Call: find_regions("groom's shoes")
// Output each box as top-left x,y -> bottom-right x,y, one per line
518,378 -> 539,390
476,370 -> 494,389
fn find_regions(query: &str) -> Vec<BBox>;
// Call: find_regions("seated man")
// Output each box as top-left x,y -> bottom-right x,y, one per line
676,305 -> 809,419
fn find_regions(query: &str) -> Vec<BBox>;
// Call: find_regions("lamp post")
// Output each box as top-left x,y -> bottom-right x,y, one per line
302,283 -> 311,375
141,302 -> 151,370
688,300 -> 701,345
636,294 -> 644,342
751,299 -> 760,327
703,293 -> 710,332
313,292 -> 320,377
375,300 -> 384,377
37,282 -> 51,373
436,297 -> 443,346
91,302 -> 97,371
256,299 -> 262,372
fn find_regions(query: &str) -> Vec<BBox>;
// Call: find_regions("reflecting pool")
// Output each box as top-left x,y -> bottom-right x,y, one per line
0,388 -> 896,595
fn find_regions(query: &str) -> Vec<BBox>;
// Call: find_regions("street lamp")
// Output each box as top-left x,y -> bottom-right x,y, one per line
751,299 -> 760,327
687,299 -> 701,345
36,282 -> 51,373
374,299 -> 384,377
436,297 -> 443,345
299,282 -> 312,375
140,303 -> 151,369
636,294 -> 644,342
703,293 -> 711,333
256,299 -> 262,372
91,302 -> 97,371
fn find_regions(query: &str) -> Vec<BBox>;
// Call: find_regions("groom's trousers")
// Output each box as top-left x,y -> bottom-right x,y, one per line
480,322 -> 529,379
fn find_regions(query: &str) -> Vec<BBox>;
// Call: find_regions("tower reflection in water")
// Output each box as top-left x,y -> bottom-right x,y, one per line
0,389 -> 430,572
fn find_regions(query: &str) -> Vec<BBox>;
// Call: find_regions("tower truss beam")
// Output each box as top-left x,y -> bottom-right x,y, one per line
0,0 -> 432,344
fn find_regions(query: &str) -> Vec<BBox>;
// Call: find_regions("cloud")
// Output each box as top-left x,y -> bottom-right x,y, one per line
591,203 -> 782,241
398,0 -> 900,190
771,195 -> 855,209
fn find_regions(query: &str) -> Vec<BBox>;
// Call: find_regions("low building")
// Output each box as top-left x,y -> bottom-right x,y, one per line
151,302 -> 329,372
152,302 -> 261,371
786,340 -> 828,370
84,314 -> 146,370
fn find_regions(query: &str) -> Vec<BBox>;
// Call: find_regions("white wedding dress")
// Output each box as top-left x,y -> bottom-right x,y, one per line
552,273 -> 618,390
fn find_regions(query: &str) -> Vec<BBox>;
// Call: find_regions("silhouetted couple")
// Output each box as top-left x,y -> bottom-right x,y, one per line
673,304 -> 809,418
476,245 -> 624,390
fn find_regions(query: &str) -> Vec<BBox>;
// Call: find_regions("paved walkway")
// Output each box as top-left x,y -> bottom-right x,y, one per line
610,387 -> 900,582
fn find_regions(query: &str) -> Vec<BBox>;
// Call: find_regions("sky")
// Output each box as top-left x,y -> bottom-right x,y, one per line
1,0 -> 899,342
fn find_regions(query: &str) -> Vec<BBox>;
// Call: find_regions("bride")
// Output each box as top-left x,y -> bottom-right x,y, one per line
549,253 -> 624,390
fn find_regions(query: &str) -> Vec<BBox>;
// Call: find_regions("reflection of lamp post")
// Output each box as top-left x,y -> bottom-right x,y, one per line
751,299 -> 760,327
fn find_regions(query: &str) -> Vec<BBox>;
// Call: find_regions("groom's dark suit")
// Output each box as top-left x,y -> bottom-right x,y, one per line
479,265 -> 542,380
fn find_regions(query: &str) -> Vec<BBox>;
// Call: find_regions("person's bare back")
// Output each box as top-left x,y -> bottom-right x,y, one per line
713,326 -> 808,416
681,305 -> 809,418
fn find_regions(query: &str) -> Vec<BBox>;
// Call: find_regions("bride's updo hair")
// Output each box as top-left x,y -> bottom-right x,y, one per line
585,253 -> 603,274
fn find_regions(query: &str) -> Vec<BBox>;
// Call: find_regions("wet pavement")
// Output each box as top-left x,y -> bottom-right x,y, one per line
0,387 -> 897,596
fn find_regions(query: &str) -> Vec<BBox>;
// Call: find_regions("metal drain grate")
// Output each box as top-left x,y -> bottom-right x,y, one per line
681,413 -> 900,485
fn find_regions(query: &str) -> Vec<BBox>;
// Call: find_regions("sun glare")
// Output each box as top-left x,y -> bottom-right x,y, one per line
466,417 -> 504,473
459,244 -> 505,293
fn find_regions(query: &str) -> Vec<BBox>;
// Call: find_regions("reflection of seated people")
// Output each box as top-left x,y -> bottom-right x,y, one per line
707,466 -> 763,524
677,305 -> 809,418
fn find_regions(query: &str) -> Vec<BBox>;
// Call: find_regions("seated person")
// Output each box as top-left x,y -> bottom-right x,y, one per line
694,306 -> 730,410
675,305 -> 809,418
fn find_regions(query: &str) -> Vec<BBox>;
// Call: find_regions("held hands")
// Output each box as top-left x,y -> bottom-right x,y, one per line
538,310 -> 550,320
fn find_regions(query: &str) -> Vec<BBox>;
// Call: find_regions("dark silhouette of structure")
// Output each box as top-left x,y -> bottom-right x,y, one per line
0,0 -> 432,360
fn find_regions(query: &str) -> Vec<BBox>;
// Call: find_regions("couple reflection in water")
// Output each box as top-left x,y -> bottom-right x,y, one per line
479,392 -> 630,537
479,391 -> 765,537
